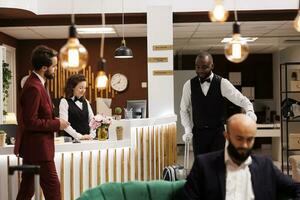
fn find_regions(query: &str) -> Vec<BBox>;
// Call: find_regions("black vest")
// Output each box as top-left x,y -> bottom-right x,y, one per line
64,98 -> 90,138
191,74 -> 225,129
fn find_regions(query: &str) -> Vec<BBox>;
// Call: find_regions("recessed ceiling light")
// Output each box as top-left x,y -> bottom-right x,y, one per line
221,37 -> 258,43
77,27 -> 115,34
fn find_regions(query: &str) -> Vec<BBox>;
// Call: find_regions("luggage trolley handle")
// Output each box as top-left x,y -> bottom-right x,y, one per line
8,165 -> 40,200
183,139 -> 191,172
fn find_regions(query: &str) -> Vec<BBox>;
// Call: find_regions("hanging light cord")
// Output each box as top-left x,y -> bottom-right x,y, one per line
71,0 -> 75,24
122,0 -> 125,41
234,0 -> 238,22
100,0 -> 105,58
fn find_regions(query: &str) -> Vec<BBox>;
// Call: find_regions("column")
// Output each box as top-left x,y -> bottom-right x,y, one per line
147,5 -> 174,117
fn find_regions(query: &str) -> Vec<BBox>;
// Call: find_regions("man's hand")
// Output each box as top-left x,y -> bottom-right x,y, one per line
182,133 -> 193,142
59,119 -> 70,130
246,111 -> 257,122
81,135 -> 93,140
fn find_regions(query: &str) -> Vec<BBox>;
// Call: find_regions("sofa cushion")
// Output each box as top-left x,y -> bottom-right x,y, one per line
77,180 -> 185,200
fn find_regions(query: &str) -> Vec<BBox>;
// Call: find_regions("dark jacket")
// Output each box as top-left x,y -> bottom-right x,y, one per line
184,150 -> 300,200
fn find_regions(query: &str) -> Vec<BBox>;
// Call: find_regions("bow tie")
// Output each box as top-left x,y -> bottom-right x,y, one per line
74,96 -> 84,102
200,78 -> 211,84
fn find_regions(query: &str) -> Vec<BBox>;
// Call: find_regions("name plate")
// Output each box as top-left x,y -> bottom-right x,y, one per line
153,70 -> 173,76
148,57 -> 168,63
153,45 -> 173,51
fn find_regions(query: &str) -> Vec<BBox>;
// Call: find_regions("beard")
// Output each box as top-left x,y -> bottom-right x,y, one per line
227,140 -> 252,165
44,70 -> 54,80
197,71 -> 211,79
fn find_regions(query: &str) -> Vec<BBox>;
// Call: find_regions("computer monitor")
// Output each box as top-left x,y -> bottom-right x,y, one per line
126,100 -> 147,118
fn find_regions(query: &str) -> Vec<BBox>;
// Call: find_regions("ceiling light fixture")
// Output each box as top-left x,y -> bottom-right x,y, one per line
96,3 -> 108,89
114,0 -> 133,59
294,0 -> 300,32
224,2 -> 249,63
209,0 -> 229,23
59,1 -> 88,71
221,37 -> 258,43
77,27 -> 115,34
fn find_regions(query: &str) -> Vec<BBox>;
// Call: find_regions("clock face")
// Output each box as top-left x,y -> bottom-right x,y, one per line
111,73 -> 128,92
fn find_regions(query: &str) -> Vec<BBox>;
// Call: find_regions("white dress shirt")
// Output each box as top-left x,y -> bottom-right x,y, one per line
180,73 -> 257,134
59,97 -> 96,139
32,71 -> 46,86
224,147 -> 255,200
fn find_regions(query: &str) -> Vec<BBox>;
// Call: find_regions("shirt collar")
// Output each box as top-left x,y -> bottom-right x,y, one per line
198,72 -> 214,82
208,72 -> 214,81
224,144 -> 252,167
32,71 -> 46,86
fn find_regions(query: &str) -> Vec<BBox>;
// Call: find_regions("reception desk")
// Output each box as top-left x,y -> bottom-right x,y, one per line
0,115 -> 177,200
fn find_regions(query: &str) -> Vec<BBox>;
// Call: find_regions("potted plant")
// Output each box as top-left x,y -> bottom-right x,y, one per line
114,107 -> 122,120
2,61 -> 12,115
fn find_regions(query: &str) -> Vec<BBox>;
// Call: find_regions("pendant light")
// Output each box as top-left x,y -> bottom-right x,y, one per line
59,2 -> 88,71
224,4 -> 249,63
209,0 -> 229,23
294,0 -> 300,32
96,9 -> 108,89
96,58 -> 108,89
114,0 -> 133,58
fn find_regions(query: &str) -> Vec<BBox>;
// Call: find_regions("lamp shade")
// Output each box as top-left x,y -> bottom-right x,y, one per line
59,24 -> 88,71
209,0 -> 229,23
114,39 -> 133,58
224,22 -> 249,63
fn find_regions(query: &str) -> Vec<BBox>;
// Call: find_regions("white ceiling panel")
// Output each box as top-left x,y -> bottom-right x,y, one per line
0,20 -> 300,53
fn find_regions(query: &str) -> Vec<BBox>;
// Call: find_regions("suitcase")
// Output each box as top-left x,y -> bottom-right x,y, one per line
8,165 -> 40,200
163,140 -> 191,181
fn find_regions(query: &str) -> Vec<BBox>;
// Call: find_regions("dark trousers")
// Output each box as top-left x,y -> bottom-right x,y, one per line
16,160 -> 61,200
192,126 -> 225,158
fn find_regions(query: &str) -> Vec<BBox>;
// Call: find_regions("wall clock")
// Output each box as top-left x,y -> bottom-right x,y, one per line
111,73 -> 128,92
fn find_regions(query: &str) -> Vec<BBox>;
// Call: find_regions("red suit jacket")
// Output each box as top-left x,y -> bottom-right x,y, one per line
14,73 -> 60,161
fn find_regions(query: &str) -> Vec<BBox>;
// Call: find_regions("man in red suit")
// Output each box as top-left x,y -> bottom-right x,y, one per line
14,45 -> 69,200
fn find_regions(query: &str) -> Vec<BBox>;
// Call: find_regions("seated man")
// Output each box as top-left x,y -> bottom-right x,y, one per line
183,113 -> 300,200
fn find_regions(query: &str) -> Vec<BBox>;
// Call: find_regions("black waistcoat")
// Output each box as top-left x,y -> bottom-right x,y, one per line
190,74 -> 225,129
65,98 -> 90,137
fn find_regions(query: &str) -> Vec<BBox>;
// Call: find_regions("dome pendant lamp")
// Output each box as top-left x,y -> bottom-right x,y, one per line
114,0 -> 133,58
59,13 -> 88,71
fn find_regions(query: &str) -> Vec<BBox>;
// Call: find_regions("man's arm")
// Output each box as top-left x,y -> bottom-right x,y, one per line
22,86 -> 60,132
221,78 -> 257,121
180,80 -> 193,134
183,156 -> 204,199
273,161 -> 300,199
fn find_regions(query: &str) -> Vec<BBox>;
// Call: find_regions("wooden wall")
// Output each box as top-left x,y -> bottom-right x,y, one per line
15,37 -> 148,115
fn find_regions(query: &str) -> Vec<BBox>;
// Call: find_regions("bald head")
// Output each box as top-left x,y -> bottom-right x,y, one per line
226,113 -> 257,136
225,114 -> 257,165
195,51 -> 214,79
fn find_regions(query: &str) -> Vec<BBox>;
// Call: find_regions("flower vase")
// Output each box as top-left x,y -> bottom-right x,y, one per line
97,127 -> 108,141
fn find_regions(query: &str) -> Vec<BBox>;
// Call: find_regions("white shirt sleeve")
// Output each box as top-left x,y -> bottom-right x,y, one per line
221,78 -> 257,121
180,80 -> 194,134
59,98 -> 83,140
86,100 -> 96,139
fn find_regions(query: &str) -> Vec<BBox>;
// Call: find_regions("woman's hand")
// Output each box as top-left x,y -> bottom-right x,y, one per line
80,135 -> 93,140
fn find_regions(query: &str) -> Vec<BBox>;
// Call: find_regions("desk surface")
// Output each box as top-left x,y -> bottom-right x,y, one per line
0,139 -> 131,155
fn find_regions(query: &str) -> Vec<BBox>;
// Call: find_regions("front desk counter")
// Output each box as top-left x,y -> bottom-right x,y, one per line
0,115 -> 177,200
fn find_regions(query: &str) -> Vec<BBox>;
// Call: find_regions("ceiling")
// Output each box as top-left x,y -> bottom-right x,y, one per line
1,20 -> 299,54
0,9 -> 299,54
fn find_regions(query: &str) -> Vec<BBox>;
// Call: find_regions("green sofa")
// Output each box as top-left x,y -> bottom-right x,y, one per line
77,180 -> 290,200
77,180 -> 185,200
